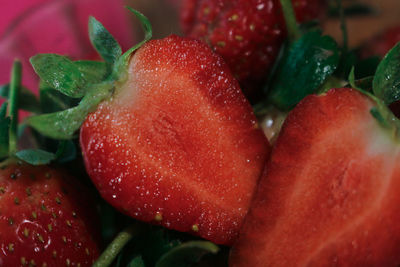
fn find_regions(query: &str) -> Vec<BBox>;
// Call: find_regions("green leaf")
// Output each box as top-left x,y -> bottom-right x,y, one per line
27,82 -> 113,139
26,105 -> 85,139
113,8 -> 152,80
16,149 -> 56,165
0,84 -> 41,113
0,102 -> 10,158
155,241 -> 219,267
74,60 -> 108,84
30,54 -> 86,98
267,30 -> 340,110
128,256 -> 145,267
372,42 -> 400,104
39,81 -> 80,114
89,16 -> 122,65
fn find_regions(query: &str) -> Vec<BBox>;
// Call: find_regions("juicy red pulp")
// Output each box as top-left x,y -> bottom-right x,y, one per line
80,35 -> 269,245
230,88 -> 400,266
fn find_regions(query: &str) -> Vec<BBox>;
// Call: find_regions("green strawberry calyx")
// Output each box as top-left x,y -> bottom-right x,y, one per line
0,61 -> 60,166
26,7 -> 152,140
349,42 -> 400,142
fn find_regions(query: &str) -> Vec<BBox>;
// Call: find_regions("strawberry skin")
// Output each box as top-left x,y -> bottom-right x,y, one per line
180,0 -> 326,97
0,163 -> 100,266
230,88 -> 400,266
80,35 -> 269,245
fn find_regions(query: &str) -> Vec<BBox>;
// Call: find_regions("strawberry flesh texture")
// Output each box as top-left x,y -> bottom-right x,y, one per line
0,163 -> 100,266
181,0 -> 325,98
230,88 -> 400,266
80,35 -> 269,245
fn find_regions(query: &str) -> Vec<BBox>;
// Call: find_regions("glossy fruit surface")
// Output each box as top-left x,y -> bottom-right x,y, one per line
0,163 -> 100,266
181,0 -> 326,97
80,35 -> 269,245
230,88 -> 400,266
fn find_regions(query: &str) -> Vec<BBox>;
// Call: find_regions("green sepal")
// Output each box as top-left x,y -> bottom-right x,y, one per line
128,256 -> 145,267
0,102 -> 10,159
27,82 -> 113,139
349,67 -> 400,141
372,42 -> 400,104
155,241 -> 219,267
30,54 -> 86,98
74,60 -> 108,84
39,80 -> 80,113
0,84 -> 41,113
267,30 -> 340,110
112,7 -> 153,81
15,149 -> 56,165
89,16 -> 122,65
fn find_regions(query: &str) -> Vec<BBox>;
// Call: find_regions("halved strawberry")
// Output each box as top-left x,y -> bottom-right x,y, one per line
79,35 -> 269,245
230,88 -> 400,266
0,163 -> 100,266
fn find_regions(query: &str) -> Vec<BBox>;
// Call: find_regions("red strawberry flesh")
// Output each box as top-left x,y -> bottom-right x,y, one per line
80,35 -> 269,245
230,88 -> 400,266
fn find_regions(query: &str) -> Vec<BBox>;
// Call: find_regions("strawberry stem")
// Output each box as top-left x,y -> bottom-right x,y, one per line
279,0 -> 301,41
8,60 -> 22,155
336,0 -> 348,52
93,223 -> 141,267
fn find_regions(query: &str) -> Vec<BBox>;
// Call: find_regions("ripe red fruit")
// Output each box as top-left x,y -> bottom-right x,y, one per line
230,88 -> 400,266
360,25 -> 400,59
180,0 -> 326,97
80,35 -> 269,245
0,163 -> 100,266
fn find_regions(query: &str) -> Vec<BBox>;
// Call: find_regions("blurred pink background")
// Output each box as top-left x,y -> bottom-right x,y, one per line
0,0 -> 135,91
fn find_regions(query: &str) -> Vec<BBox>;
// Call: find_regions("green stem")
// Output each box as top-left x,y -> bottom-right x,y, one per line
93,224 -> 140,267
8,60 -> 22,155
280,0 -> 301,41
336,0 -> 348,52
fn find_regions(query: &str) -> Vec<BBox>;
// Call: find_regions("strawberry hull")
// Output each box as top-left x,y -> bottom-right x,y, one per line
230,88 -> 400,266
80,35 -> 269,245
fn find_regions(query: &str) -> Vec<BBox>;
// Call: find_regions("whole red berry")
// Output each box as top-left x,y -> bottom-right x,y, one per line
0,163 -> 100,266
181,0 -> 326,98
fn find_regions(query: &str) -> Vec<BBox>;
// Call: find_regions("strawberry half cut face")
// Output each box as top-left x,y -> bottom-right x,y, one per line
80,35 -> 270,245
230,88 -> 400,266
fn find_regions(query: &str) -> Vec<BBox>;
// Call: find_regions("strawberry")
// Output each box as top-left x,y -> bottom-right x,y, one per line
180,0 -> 326,97
0,61 -> 100,266
230,88 -> 400,266
28,11 -> 270,245
0,163 -> 100,266
359,25 -> 400,59
79,35 -> 269,245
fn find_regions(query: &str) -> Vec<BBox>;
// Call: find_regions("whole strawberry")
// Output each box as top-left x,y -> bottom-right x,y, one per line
180,0 -> 326,98
0,163 -> 100,267
0,61 -> 100,266
28,11 -> 270,245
